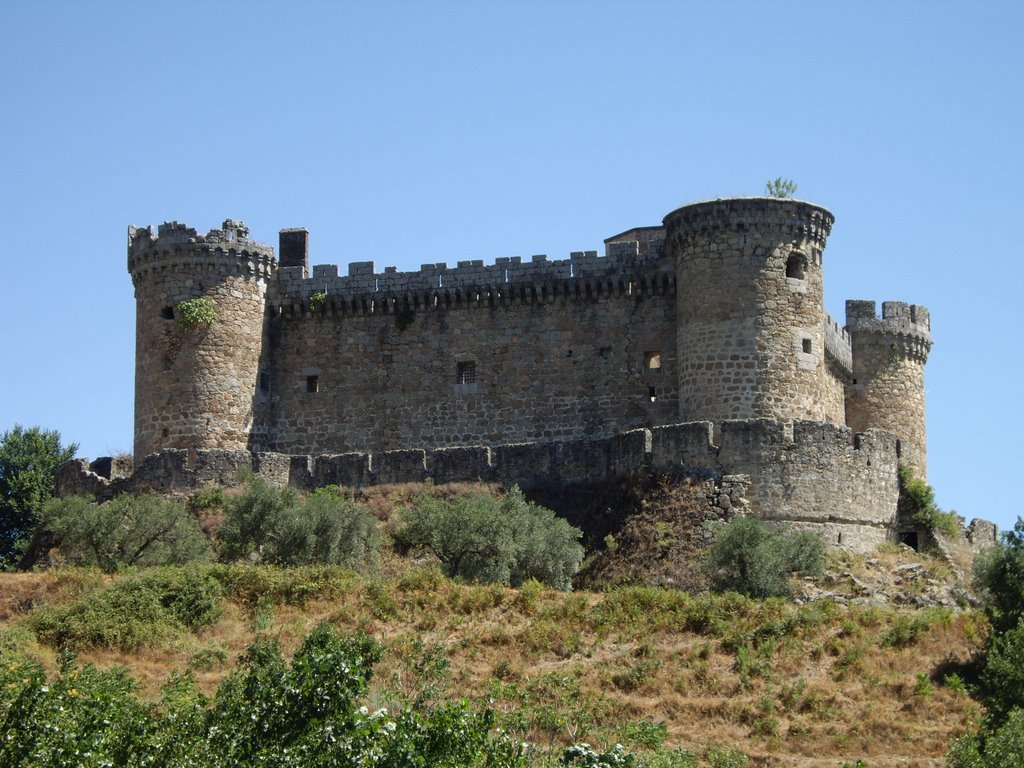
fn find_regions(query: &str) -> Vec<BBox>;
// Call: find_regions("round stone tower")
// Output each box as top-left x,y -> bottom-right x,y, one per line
663,197 -> 837,424
127,220 -> 276,460
845,300 -> 932,478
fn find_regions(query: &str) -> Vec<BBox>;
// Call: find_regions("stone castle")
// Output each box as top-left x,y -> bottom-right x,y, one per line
61,196 -> 968,552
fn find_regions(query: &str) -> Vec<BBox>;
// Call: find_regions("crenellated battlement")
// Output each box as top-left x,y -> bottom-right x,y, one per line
127,219 -> 277,284
845,299 -> 932,361
824,314 -> 853,376
663,197 -> 835,251
268,241 -> 675,315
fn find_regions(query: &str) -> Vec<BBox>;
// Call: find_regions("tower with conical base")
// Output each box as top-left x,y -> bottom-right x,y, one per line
663,197 -> 840,424
845,300 -> 932,479
127,220 -> 276,460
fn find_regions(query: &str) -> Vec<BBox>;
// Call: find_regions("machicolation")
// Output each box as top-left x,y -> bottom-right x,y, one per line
58,196 -> 996,554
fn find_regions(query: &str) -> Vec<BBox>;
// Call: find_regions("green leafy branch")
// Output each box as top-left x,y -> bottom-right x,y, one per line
177,297 -> 216,331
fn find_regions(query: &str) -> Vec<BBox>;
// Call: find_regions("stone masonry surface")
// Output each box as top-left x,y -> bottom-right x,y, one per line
105,195 -> 974,551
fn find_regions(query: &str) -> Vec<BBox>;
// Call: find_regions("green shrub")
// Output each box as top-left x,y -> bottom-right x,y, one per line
395,486 -> 583,589
176,297 -> 216,329
308,290 -> 327,312
43,494 -> 211,572
278,486 -> 380,568
0,425 -> 78,567
975,519 -> 1024,634
898,465 -> 960,537
765,178 -> 797,198
702,517 -> 824,599
217,477 -> 379,570
704,744 -> 750,768
559,743 -> 637,767
0,653 -> 157,767
0,624 -> 531,767
623,719 -> 667,749
30,568 -> 222,650
188,485 -> 225,511
980,620 -> 1024,725
948,708 -> 1024,767
879,610 -> 949,649
208,563 -> 359,606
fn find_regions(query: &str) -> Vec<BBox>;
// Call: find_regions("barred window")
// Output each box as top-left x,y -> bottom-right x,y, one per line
456,361 -> 477,385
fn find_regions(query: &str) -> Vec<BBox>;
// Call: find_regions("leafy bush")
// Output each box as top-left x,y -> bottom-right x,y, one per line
948,708 -> 1024,767
30,568 -> 222,650
395,486 -> 583,589
704,745 -> 750,768
188,485 -> 225,511
176,297 -> 216,330
0,424 -> 77,566
975,518 -> 1024,634
43,494 -> 211,572
0,653 -> 157,767
559,743 -> 636,767
209,563 -> 359,606
308,290 -> 327,312
702,516 -> 824,598
1,623 -> 532,767
897,465 -> 960,537
947,516 -> 1024,766
217,477 -> 379,570
765,178 -> 797,198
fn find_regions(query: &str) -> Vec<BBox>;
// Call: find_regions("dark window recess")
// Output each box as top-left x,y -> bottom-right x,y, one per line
648,386 -> 657,402
802,338 -> 812,354
162,428 -> 169,438
259,372 -> 270,392
161,306 -> 175,320
786,253 -> 807,280
457,361 -> 477,385
306,375 -> 319,393
899,531 -> 919,552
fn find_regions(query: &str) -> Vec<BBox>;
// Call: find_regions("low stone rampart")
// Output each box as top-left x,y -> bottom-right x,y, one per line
57,418 -> 921,552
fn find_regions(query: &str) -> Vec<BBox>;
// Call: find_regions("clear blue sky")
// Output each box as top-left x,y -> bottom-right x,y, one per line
1,1 -> 1020,531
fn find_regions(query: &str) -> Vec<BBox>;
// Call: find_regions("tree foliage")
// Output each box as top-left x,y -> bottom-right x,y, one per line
947,516 -> 1024,766
217,477 -> 380,570
176,297 -> 216,330
29,568 -> 223,651
43,494 -> 211,572
702,516 -> 824,598
395,486 -> 584,590
0,623 -> 529,767
0,425 -> 77,566
897,464 -> 960,538
765,178 -> 798,198
974,518 -> 1024,635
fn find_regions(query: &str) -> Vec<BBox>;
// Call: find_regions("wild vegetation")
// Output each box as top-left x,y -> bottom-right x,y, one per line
0,476 -> 991,766
0,425 -> 77,567
0,430 -> 1005,765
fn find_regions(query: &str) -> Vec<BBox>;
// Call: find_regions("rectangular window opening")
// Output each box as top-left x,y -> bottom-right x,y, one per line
644,351 -> 662,370
801,338 -> 812,354
161,306 -> 175,320
456,361 -> 477,385
306,375 -> 319,393
648,386 -> 657,402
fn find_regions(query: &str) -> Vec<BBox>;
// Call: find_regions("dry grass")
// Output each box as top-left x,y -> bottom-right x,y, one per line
0,558 -> 984,767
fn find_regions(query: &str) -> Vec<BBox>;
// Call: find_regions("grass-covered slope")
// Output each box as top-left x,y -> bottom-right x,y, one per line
0,558 -> 983,767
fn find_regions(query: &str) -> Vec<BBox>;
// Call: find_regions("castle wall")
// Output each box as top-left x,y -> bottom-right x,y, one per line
262,249 -> 679,454
664,199 -> 842,426
62,419 -> 902,553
